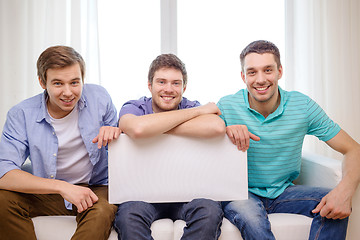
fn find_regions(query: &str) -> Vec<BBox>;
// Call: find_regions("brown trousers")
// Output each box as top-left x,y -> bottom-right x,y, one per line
0,185 -> 118,240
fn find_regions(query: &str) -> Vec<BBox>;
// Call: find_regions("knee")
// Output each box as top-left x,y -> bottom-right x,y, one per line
224,199 -> 264,223
83,199 -> 117,225
96,199 -> 117,214
185,199 -> 223,224
115,201 -> 155,227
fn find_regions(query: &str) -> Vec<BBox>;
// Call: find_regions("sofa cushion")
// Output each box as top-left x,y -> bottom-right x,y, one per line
32,213 -> 312,240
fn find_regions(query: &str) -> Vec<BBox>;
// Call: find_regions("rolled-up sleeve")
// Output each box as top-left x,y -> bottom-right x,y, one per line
0,108 -> 29,178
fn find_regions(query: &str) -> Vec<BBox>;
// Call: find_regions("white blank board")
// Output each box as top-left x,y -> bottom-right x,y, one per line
108,134 -> 248,204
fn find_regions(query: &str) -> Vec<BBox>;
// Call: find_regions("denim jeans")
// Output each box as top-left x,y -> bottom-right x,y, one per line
114,198 -> 223,240
222,185 -> 348,240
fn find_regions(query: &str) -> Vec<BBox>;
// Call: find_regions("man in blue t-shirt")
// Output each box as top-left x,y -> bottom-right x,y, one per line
112,54 -> 226,240
217,40 -> 360,240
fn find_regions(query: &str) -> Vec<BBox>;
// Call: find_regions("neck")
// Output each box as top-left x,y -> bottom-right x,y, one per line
248,91 -> 280,118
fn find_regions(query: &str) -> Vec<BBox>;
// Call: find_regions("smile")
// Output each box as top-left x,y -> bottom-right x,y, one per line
255,86 -> 270,91
161,96 -> 175,101
61,98 -> 74,104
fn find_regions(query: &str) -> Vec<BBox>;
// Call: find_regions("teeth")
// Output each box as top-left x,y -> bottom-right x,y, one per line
162,97 -> 173,100
63,99 -> 72,102
256,87 -> 268,91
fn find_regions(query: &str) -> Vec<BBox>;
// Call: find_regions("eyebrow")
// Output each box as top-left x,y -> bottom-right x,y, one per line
50,77 -> 81,82
155,78 -> 183,82
246,64 -> 276,71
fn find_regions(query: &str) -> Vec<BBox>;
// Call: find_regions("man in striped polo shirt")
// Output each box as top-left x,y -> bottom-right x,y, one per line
218,40 -> 360,240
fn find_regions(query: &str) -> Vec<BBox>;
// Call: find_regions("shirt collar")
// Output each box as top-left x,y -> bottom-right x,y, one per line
243,86 -> 286,121
36,88 -> 86,123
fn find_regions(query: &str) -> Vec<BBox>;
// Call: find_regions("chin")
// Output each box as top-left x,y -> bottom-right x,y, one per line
161,104 -> 177,111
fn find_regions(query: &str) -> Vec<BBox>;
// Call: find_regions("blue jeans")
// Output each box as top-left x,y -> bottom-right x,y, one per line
114,198 -> 223,240
222,185 -> 348,240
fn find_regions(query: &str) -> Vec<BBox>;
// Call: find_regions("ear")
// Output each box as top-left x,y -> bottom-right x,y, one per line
39,77 -> 46,90
182,84 -> 187,93
278,65 -> 283,79
241,71 -> 246,84
148,81 -> 152,91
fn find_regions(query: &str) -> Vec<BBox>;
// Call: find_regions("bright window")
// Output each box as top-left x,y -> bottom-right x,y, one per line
178,0 -> 285,104
98,0 -> 160,110
98,0 -> 284,109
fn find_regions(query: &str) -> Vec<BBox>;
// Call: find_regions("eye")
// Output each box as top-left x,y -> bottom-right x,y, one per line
53,82 -> 62,86
265,68 -> 272,73
71,80 -> 80,85
247,71 -> 255,76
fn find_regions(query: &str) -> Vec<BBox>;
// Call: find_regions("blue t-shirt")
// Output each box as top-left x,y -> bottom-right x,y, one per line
217,87 -> 341,199
119,96 -> 200,118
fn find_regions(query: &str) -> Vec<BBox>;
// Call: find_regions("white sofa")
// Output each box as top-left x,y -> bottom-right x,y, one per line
31,152 -> 360,240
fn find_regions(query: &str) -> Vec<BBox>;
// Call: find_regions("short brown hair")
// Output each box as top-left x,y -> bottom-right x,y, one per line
240,40 -> 281,72
37,46 -> 85,86
148,54 -> 187,86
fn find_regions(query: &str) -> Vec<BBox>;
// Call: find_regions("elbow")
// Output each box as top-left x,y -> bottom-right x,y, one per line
210,121 -> 226,137
216,123 -> 227,136
125,126 -> 148,139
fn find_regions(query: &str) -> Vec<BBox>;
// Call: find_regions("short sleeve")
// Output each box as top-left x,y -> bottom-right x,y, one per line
306,98 -> 341,142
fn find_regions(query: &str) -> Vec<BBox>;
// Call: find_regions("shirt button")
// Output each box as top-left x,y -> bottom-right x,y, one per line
50,175 -> 54,178
52,132 -> 55,135
53,153 -> 56,157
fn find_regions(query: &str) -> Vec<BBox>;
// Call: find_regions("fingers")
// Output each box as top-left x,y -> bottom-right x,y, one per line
249,132 -> 260,141
312,198 -> 326,215
94,126 -> 121,149
238,128 -> 249,152
76,190 -> 98,213
76,203 -> 84,213
90,190 -> 99,203
312,202 -> 322,214
92,135 -> 99,144
77,197 -> 93,213
226,125 -> 255,152
202,102 -> 221,115
226,129 -> 236,145
319,204 -> 351,220
312,196 -> 352,220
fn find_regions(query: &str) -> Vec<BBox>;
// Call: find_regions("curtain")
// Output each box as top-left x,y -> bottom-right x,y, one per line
285,0 -> 360,159
0,0 -> 99,132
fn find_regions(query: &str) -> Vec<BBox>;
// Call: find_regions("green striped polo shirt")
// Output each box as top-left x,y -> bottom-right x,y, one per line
217,87 -> 341,199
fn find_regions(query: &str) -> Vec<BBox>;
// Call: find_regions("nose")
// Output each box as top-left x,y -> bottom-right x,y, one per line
62,84 -> 72,97
163,82 -> 174,92
256,72 -> 266,84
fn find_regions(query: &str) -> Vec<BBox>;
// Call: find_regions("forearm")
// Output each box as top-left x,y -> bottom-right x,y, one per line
326,129 -> 360,196
341,146 -> 360,194
0,169 -> 67,195
120,106 -> 207,138
166,114 -> 226,138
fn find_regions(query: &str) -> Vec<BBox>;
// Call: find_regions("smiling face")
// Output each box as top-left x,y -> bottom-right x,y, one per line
241,52 -> 283,114
148,67 -> 186,113
39,63 -> 83,119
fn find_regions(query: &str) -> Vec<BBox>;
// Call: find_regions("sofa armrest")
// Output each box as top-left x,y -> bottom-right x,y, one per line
295,152 -> 342,188
296,151 -> 360,240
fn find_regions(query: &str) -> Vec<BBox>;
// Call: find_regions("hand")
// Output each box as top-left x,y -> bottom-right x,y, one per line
199,102 -> 222,115
226,125 -> 260,151
59,183 -> 98,213
92,126 -> 121,149
312,184 -> 352,219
